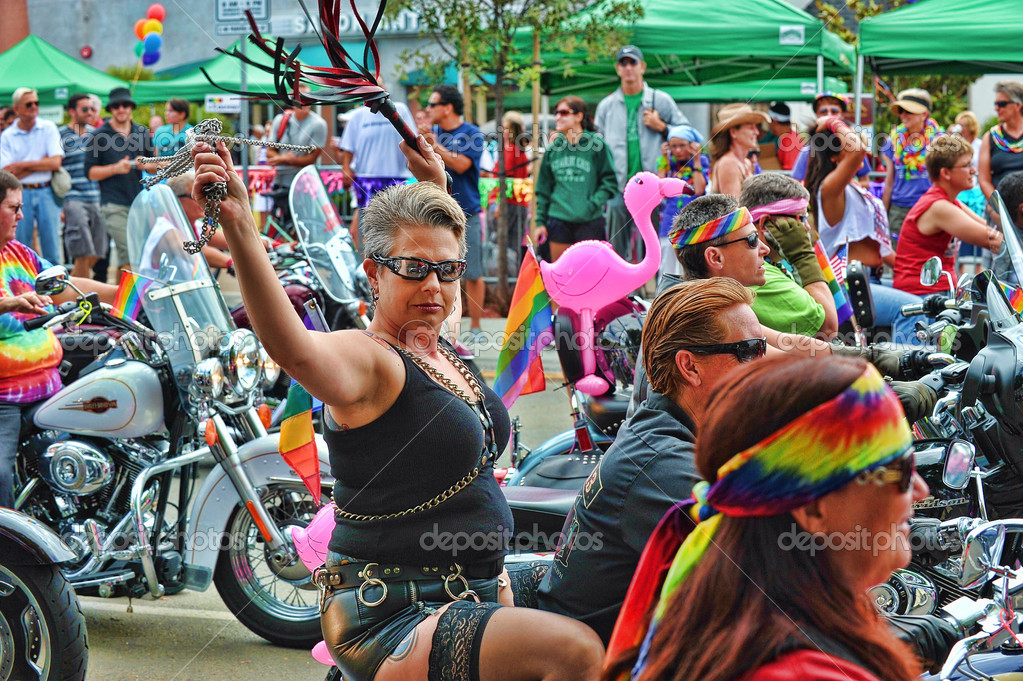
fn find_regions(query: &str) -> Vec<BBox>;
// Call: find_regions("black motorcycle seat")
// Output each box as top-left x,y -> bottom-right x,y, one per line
20,401 -> 43,436
584,392 -> 631,437
503,486 -> 579,518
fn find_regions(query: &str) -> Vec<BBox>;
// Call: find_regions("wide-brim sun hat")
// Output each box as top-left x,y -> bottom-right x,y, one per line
711,103 -> 770,137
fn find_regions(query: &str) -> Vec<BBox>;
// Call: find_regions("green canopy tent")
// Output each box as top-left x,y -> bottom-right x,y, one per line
860,0 -> 1023,76
0,35 -> 130,107
854,0 -> 1023,125
663,76 -> 848,102
516,0 -> 856,97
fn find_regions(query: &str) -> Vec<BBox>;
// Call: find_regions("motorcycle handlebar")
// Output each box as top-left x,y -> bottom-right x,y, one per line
902,296 -> 958,318
22,310 -> 59,331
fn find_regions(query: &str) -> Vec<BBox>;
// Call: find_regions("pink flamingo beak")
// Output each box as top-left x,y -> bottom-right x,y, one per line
659,176 -> 695,198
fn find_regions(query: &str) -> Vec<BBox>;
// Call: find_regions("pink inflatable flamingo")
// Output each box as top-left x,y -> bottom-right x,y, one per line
290,504 -> 339,667
539,172 -> 691,395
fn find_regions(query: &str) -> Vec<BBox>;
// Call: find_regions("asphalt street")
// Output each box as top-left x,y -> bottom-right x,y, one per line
83,312 -> 574,679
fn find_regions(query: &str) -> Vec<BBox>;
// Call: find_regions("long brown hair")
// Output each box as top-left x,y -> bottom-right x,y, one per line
610,356 -> 921,681
803,125 -> 841,226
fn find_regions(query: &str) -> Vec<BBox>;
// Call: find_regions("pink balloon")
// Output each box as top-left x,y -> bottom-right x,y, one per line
146,3 -> 166,21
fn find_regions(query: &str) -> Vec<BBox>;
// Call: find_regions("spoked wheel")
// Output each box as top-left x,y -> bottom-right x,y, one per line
213,483 -> 327,648
0,562 -> 88,681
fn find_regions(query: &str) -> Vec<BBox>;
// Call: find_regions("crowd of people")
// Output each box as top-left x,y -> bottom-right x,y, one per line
5,44 -> 1023,681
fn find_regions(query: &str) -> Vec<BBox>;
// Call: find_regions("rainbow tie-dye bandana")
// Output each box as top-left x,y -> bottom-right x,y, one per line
607,364 -> 913,670
669,207 -> 752,249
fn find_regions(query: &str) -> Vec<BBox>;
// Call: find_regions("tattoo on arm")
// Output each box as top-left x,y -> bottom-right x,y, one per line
361,330 -> 399,355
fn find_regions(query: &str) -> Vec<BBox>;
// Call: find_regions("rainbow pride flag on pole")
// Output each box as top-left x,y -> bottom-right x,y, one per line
813,241 -> 853,324
111,270 -> 152,321
494,249 -> 554,409
278,382 -> 320,499
999,281 -> 1023,314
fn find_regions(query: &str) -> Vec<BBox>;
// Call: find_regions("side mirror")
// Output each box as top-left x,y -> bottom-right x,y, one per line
920,256 -> 943,287
960,523 -> 1006,589
35,266 -> 70,296
942,439 -> 975,490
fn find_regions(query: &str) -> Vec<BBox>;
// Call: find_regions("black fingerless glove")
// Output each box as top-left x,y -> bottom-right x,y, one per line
897,350 -> 933,381
767,216 -> 825,287
887,614 -> 961,674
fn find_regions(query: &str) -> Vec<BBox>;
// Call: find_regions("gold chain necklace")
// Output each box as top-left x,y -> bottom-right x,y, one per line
333,343 -> 496,523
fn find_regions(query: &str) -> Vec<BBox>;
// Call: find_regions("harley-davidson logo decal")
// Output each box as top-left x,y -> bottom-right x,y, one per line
58,397 -> 118,414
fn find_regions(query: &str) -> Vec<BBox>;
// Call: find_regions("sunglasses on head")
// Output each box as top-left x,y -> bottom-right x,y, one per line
717,231 -> 760,249
678,337 -> 767,363
855,450 -> 916,494
372,255 -> 467,282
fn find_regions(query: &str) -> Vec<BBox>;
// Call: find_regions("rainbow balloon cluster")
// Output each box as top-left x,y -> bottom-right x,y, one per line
133,4 -> 166,67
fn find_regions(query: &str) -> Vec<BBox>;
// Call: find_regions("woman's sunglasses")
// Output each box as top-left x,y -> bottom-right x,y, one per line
855,450 -> 916,494
717,231 -> 760,250
678,337 -> 767,363
372,255 -> 467,282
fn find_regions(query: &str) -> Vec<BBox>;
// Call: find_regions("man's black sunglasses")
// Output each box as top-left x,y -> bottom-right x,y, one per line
717,231 -> 760,249
679,337 -> 767,363
372,255 -> 467,282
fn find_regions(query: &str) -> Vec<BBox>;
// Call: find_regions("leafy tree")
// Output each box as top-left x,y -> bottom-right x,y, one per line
395,0 -> 643,298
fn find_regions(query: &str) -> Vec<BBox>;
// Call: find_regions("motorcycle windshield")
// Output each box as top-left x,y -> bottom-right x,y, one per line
289,166 -> 367,303
992,190 -> 1023,289
126,184 -> 233,390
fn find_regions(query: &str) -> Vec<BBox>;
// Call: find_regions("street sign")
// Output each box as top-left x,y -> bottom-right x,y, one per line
215,21 -> 269,36
216,0 -> 270,22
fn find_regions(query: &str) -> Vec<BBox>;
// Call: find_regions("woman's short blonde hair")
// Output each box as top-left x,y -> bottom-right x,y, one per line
926,134 -> 974,181
642,278 -> 754,398
955,111 -> 979,137
360,182 -> 467,259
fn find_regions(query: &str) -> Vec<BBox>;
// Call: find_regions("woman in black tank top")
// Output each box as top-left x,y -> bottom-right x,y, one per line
979,81 -> 1023,203
191,138 -> 602,681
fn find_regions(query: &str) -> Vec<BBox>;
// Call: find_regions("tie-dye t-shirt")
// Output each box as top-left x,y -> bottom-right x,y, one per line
0,240 -> 62,403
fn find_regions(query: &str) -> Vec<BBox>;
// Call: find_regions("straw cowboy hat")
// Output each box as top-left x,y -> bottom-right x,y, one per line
711,103 -> 771,137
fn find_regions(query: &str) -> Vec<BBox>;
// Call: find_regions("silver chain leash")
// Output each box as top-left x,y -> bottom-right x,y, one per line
136,118 -> 316,253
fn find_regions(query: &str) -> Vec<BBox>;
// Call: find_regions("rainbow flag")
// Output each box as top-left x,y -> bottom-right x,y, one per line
278,382 -> 320,499
999,281 -> 1023,314
111,271 -> 152,321
493,249 -> 554,409
813,242 -> 853,325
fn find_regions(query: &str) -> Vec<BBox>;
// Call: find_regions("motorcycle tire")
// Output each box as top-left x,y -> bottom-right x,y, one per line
213,482 -> 328,649
0,559 -> 88,681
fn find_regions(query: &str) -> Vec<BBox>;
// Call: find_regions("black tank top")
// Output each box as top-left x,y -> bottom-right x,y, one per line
325,345 -> 512,566
990,128 -> 1023,191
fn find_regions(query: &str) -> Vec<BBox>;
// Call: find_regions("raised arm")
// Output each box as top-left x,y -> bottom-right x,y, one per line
190,140 -> 385,409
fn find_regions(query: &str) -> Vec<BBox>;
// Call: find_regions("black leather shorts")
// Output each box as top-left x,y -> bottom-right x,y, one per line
320,552 -> 502,681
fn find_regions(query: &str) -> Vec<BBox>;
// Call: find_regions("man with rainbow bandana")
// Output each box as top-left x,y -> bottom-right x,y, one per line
0,170 -> 115,508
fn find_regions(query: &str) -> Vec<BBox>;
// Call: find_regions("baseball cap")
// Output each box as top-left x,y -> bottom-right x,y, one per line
616,46 -> 643,63
768,102 -> 791,123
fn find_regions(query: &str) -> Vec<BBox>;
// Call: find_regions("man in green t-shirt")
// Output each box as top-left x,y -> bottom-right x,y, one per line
595,46 -> 688,262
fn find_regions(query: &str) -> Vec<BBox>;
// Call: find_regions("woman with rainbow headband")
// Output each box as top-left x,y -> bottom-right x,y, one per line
603,355 -> 932,681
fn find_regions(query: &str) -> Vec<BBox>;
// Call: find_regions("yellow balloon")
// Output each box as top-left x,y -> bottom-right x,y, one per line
143,19 -> 163,35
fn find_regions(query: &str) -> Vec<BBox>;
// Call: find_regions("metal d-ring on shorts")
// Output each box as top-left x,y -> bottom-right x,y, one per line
318,550 -> 503,681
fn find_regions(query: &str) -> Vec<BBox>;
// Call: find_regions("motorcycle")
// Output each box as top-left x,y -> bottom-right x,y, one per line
232,166 -> 372,335
0,507 -> 88,681
12,184 -> 332,649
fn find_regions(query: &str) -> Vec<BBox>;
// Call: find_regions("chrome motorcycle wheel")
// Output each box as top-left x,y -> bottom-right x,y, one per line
0,562 -> 88,681
213,482 -> 325,648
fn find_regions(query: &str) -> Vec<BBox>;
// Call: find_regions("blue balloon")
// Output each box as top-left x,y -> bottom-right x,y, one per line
143,32 -> 162,53
142,51 -> 160,66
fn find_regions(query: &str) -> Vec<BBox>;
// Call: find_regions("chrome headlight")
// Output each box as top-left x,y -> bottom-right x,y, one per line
218,329 -> 263,395
260,348 -> 281,388
192,358 -> 225,398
